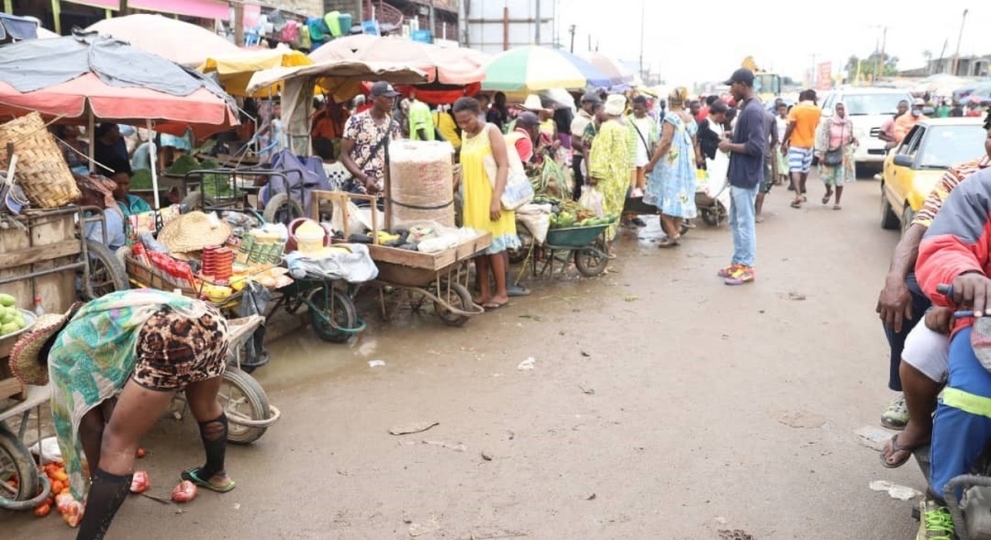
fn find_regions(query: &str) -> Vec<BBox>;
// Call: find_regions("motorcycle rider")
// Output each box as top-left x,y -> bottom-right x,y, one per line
915,160 -> 991,538
879,113 -> 991,468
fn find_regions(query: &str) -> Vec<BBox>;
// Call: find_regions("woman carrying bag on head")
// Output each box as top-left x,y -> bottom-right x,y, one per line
816,102 -> 858,210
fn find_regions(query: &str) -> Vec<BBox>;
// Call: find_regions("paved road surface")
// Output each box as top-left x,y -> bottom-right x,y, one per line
5,178 -> 921,539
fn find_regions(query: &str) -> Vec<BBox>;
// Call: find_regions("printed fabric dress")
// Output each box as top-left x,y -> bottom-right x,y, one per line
588,119 -> 631,241
460,126 -> 521,255
645,112 -> 698,219
817,117 -> 857,187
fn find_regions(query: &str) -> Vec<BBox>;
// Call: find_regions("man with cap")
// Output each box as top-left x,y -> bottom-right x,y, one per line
341,81 -> 403,195
570,92 -> 601,200
893,97 -> 928,144
717,68 -> 767,286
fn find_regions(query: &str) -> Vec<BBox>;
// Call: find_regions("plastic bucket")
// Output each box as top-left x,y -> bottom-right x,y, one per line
296,231 -> 325,254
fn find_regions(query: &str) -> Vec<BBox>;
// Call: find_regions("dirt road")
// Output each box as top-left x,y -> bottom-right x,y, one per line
4,178 -> 921,539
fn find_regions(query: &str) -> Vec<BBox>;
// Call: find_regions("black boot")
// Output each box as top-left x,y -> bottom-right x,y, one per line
75,468 -> 132,540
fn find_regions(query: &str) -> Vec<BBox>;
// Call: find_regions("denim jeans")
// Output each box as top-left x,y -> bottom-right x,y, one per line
729,185 -> 758,267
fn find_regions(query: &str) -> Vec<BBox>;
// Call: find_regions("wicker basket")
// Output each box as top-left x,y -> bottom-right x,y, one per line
0,112 -> 80,208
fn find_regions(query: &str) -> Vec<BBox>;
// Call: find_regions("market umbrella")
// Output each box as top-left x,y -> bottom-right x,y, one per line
0,33 -> 239,208
579,52 -> 635,87
199,44 -> 314,97
87,13 -> 239,67
482,46 -> 615,92
310,36 -> 488,85
248,59 -> 427,155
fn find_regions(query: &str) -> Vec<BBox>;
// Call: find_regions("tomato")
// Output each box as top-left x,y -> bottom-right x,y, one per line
34,502 -> 51,517
61,501 -> 83,528
136,447 -> 147,459
129,471 -> 150,494
50,480 -> 64,495
52,470 -> 68,483
170,480 -> 197,503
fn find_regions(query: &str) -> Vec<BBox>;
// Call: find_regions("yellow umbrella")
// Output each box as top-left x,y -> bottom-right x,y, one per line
199,46 -> 313,97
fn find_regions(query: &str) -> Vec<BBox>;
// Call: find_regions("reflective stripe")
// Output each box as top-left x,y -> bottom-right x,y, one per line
943,387 -> 991,418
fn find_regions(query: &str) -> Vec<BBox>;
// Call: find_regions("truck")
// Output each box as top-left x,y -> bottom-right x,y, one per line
742,56 -> 782,102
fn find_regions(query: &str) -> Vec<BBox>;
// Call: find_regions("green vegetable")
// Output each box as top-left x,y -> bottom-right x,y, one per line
0,321 -> 18,336
0,308 -> 14,325
166,154 -> 201,176
130,168 -> 154,190
0,293 -> 14,307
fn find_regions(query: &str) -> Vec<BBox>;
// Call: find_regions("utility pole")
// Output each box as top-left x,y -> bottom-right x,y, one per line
534,0 -> 541,45
952,9 -> 969,76
569,24 -> 575,53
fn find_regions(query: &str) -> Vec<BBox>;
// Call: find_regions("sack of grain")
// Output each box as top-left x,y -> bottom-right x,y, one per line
388,141 -> 455,228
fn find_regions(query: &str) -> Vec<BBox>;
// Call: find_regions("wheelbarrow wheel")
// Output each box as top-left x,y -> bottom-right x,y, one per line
700,208 -> 720,227
263,193 -> 305,226
0,425 -> 41,503
435,282 -> 473,327
309,286 -> 358,343
219,367 -> 270,445
83,240 -> 129,300
574,238 -> 609,277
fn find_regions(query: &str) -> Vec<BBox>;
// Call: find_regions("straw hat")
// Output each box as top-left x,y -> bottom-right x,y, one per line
9,306 -> 79,386
604,94 -> 627,116
157,211 -> 232,254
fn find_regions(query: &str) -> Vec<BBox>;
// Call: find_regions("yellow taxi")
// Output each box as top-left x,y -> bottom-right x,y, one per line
881,117 -> 987,231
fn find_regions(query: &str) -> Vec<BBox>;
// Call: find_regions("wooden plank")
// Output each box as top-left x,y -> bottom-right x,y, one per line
0,377 -> 25,401
2,240 -> 81,268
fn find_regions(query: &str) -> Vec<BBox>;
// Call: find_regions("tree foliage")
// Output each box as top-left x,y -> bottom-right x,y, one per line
845,52 -> 900,79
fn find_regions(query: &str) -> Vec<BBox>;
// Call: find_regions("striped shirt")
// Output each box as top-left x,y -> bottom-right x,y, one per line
911,156 -> 991,229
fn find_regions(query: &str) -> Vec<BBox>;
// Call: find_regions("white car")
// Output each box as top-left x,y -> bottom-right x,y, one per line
819,88 -> 914,172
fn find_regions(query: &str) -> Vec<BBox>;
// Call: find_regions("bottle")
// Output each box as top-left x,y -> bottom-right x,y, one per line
33,295 -> 44,316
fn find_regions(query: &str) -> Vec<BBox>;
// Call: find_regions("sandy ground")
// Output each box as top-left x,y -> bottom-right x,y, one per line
2,176 -> 925,539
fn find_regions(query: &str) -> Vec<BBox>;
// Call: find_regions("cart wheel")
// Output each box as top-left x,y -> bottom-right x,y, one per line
574,238 -> 609,277
219,367 -> 270,445
263,193 -> 305,226
508,223 -> 534,264
308,286 -> 358,343
0,425 -> 41,504
700,209 -> 720,227
83,240 -> 129,300
435,282 -> 473,327
180,191 -> 216,212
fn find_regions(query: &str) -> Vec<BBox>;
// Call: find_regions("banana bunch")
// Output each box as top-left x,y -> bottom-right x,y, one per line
370,230 -> 401,244
201,283 -> 233,303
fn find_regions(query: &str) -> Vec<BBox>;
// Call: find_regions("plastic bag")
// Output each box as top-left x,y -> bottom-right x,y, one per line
579,187 -> 605,217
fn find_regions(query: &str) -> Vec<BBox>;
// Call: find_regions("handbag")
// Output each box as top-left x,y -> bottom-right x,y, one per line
823,121 -> 846,166
495,129 -> 534,211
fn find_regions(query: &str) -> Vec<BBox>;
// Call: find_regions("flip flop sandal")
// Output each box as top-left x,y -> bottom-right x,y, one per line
879,434 -> 927,469
182,468 -> 237,493
833,204 -> 842,211
790,200 -> 802,209
483,302 -> 508,311
822,194 -> 832,205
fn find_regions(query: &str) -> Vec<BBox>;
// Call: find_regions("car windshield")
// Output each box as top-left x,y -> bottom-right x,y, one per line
918,125 -> 988,169
841,93 -> 909,116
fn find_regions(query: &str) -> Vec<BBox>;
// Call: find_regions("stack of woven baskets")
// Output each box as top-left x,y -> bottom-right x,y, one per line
0,111 -> 80,209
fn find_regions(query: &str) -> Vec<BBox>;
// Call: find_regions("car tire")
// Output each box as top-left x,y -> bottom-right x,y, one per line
881,192 -> 900,230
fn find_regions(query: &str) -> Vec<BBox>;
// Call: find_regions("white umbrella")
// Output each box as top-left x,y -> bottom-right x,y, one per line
86,14 -> 239,67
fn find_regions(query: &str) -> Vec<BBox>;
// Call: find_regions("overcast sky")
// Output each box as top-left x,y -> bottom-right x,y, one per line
557,0 -> 990,84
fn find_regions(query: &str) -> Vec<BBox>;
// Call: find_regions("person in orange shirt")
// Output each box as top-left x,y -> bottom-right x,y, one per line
893,98 -> 927,144
782,89 -> 822,208
311,98 -> 351,161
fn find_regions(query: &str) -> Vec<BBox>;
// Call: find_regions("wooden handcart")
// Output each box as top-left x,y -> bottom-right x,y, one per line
315,191 -> 490,327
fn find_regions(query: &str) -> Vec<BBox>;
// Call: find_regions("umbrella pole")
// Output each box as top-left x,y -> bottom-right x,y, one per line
147,119 -> 160,209
87,109 -> 95,172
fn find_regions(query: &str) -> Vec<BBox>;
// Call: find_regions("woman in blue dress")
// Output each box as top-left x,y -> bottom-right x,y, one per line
644,87 -> 702,248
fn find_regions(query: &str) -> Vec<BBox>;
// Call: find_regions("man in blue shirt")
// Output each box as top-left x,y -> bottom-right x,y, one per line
717,69 -> 766,286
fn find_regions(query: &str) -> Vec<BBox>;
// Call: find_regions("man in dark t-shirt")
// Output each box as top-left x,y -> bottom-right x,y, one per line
717,68 -> 766,286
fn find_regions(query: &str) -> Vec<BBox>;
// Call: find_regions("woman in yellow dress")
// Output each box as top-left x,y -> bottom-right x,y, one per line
453,97 -> 520,310
588,94 -> 632,256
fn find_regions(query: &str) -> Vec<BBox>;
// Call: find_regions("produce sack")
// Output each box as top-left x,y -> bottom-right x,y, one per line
388,140 -> 455,227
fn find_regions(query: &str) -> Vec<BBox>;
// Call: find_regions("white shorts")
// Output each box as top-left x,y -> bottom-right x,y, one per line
902,323 -> 950,383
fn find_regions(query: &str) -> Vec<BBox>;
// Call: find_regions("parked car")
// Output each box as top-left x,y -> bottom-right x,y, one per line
880,117 -> 987,231
820,87 -> 914,173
